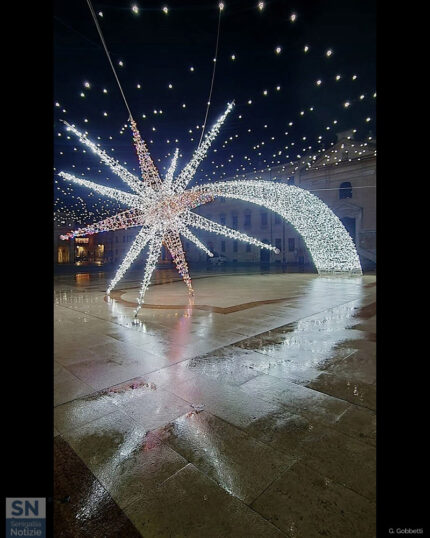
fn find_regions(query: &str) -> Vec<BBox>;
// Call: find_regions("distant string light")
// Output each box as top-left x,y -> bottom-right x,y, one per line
55,7 -> 375,219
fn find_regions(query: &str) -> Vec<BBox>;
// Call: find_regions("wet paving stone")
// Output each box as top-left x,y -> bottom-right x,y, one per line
244,409 -> 375,501
334,405 -> 376,446
251,462 -> 376,538
181,347 -> 267,386
147,354 -> 263,388
166,375 -> 288,430
322,348 -> 376,384
62,410 -> 188,510
155,410 -> 296,504
54,364 -> 94,407
54,436 -> 141,537
239,374 -> 350,425
99,377 -> 194,431
66,357 -> 156,392
124,463 -> 287,537
54,392 -> 118,434
353,301 -> 376,319
306,372 -> 376,411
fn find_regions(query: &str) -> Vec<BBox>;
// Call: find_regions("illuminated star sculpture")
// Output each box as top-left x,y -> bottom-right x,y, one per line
58,102 -> 279,315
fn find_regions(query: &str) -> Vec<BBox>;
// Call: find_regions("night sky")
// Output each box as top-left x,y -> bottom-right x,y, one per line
53,0 -> 376,224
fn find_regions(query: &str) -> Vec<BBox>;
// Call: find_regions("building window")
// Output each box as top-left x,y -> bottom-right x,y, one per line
220,214 -> 226,226
244,213 -> 251,226
220,197 -> 226,203
123,236 -> 126,242
221,241 -> 226,252
287,177 -> 295,185
233,240 -> 238,252
288,238 -> 295,252
261,212 -> 268,226
246,243 -> 251,252
275,238 -> 282,252
339,181 -> 352,199
232,215 -> 238,229
274,213 -> 281,224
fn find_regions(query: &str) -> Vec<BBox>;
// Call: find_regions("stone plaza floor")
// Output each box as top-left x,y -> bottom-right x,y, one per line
54,268 -> 376,537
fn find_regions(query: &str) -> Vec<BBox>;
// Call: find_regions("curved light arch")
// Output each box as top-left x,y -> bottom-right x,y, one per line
191,180 -> 362,274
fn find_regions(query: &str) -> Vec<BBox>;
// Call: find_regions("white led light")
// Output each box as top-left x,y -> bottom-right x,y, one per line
59,100 -> 361,309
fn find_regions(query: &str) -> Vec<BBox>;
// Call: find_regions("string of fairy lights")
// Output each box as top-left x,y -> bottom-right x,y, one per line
54,1 -> 375,229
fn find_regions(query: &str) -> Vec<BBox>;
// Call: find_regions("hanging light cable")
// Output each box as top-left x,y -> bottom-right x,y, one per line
85,0 -> 134,120
197,4 -> 224,149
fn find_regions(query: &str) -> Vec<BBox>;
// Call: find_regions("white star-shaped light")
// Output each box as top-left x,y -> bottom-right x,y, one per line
58,102 -> 278,315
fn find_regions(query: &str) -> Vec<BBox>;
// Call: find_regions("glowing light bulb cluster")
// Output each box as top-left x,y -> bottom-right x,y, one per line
58,101 -> 362,311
